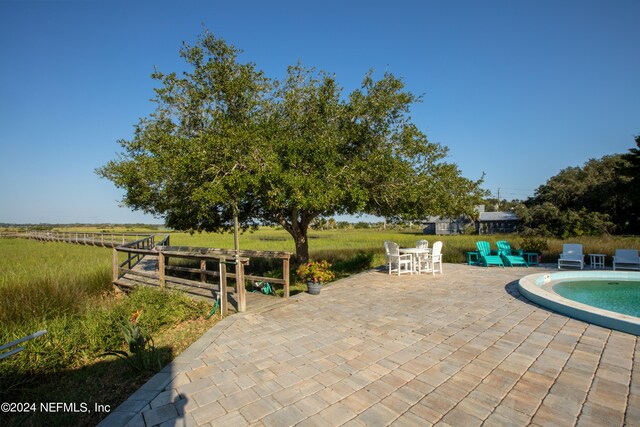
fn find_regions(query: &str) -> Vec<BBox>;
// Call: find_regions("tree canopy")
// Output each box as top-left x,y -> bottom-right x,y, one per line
97,31 -> 485,263
517,135 -> 640,237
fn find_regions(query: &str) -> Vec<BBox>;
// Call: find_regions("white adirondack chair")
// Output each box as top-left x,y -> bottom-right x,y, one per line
428,241 -> 443,275
558,244 -> 584,270
384,241 -> 413,275
613,249 -> 640,271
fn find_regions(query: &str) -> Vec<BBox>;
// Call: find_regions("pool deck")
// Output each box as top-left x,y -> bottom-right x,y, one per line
99,264 -> 639,427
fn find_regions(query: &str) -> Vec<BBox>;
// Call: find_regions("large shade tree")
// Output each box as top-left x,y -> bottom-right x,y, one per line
98,32 -> 485,263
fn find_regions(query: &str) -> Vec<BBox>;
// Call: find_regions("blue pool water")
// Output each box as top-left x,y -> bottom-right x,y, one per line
552,280 -> 640,317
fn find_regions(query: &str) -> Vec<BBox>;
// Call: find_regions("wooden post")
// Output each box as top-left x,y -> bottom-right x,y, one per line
283,256 -> 290,298
112,248 -> 119,282
236,260 -> 246,312
219,257 -> 227,316
158,251 -> 165,289
200,259 -> 206,285
232,206 -> 246,312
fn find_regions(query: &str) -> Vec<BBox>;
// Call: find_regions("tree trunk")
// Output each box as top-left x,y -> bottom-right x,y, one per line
293,231 -> 310,265
277,209 -> 317,266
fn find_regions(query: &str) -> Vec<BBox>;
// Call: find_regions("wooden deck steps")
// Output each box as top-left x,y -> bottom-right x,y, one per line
115,255 -> 284,314
114,275 -> 282,314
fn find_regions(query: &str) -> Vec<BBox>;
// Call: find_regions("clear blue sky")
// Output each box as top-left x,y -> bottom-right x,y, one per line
1,0 -> 638,224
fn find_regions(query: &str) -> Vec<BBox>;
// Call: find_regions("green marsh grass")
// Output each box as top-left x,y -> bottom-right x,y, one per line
0,239 -> 112,326
0,238 -> 213,426
1,286 -> 212,426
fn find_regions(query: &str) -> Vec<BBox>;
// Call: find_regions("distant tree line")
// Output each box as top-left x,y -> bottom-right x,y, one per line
513,136 -> 640,237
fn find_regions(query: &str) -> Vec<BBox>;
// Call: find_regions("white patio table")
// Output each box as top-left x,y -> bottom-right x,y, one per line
399,247 -> 432,274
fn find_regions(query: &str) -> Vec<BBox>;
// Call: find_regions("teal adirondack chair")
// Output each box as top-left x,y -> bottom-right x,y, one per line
496,241 -> 528,267
475,241 -> 504,268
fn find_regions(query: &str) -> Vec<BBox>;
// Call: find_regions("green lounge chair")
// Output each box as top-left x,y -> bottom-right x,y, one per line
496,241 -> 528,267
475,241 -> 504,268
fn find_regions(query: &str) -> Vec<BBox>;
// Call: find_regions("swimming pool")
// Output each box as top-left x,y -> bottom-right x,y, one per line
518,271 -> 640,335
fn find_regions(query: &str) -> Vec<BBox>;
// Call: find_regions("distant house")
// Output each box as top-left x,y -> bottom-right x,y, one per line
477,211 -> 519,235
422,206 -> 519,235
422,216 -> 470,235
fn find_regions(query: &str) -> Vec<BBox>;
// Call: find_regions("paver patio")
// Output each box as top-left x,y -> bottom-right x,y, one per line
99,264 -> 639,427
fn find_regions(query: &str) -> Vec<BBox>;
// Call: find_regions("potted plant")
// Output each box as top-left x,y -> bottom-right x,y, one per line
296,260 -> 335,295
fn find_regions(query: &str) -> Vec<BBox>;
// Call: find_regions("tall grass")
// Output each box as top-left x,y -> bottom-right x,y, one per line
1,287 -> 208,375
0,285 -> 211,426
0,238 -> 212,423
0,239 -> 113,326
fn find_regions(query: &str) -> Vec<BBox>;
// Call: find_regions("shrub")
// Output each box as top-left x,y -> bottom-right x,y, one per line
520,235 -> 549,255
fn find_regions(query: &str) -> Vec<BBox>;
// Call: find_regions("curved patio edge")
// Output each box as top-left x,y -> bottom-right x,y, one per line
518,271 -> 640,336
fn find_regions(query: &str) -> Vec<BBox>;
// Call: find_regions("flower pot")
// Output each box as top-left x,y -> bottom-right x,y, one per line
307,281 -> 322,295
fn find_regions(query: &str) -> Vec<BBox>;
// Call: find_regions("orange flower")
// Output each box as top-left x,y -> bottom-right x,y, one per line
130,310 -> 143,325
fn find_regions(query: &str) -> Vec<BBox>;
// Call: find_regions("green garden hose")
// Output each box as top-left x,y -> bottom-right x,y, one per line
206,294 -> 220,319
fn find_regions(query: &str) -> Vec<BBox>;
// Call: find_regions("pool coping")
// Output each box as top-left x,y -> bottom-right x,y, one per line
518,270 -> 640,336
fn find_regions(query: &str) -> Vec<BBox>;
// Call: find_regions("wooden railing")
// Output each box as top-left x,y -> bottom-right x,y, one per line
115,234 -> 163,273
13,231 -> 156,247
113,241 -> 292,314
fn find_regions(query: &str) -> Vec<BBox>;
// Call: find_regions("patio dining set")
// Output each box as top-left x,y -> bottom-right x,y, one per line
383,240 -> 443,276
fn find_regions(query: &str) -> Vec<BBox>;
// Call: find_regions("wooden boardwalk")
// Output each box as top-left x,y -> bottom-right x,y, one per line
4,231 -> 292,314
6,231 -> 154,248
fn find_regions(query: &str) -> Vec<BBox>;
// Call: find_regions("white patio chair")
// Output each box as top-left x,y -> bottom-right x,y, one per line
558,244 -> 584,270
416,240 -> 430,272
428,241 -> 443,275
384,240 -> 391,254
384,241 -> 413,275
613,249 -> 640,271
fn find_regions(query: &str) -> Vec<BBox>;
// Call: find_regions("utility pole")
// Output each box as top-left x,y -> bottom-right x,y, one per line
497,188 -> 501,211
